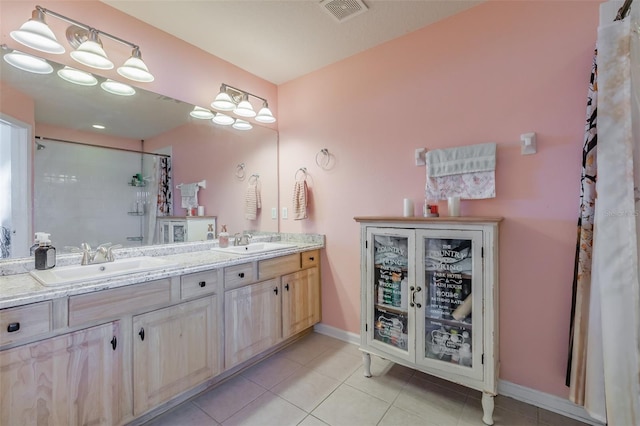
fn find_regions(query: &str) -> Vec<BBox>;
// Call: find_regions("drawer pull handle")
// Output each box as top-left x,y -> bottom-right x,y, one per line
285,283 -> 289,291
199,281 -> 206,287
139,328 -> 145,341
309,257 -> 315,261
239,272 -> 245,278
7,322 -> 20,333
274,287 -> 278,295
111,336 -> 117,350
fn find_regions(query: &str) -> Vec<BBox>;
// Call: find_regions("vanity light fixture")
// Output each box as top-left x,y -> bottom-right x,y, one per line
211,83 -> 276,124
190,106 -> 215,120
57,66 -> 98,86
11,6 -> 155,82
2,48 -> 53,74
101,79 -> 135,96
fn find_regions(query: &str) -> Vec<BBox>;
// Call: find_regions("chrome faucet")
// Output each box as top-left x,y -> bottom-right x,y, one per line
76,243 -> 122,265
234,232 -> 252,246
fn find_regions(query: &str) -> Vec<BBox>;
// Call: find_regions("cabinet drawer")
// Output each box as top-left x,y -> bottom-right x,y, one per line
224,263 -> 255,289
0,301 -> 52,346
258,254 -> 300,280
69,279 -> 171,326
181,270 -> 218,299
301,250 -> 320,269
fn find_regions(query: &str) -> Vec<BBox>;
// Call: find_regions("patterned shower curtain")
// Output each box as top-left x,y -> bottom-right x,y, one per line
157,156 -> 172,216
566,51 -> 598,404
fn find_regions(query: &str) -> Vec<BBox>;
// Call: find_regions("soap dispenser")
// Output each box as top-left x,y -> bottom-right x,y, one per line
218,225 -> 229,248
34,233 -> 56,270
30,232 -> 47,255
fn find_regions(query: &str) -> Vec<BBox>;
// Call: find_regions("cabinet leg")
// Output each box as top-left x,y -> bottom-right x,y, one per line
481,392 -> 495,425
362,352 -> 372,378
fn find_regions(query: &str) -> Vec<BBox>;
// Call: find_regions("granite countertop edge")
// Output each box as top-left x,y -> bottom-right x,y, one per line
0,236 -> 324,310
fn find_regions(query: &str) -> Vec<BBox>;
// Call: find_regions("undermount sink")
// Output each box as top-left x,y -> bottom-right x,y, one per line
30,256 -> 178,287
211,242 -> 297,255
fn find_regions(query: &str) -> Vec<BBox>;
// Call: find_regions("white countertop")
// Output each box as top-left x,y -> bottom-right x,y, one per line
0,237 -> 323,310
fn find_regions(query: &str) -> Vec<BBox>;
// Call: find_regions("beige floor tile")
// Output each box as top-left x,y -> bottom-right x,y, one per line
393,376 -> 466,425
412,371 -> 471,397
297,414 -> 330,426
458,395 -> 537,426
538,408 -> 593,426
306,349 -> 362,381
241,353 -> 303,389
271,368 -> 341,412
345,364 -> 411,403
378,406 -> 440,426
193,375 -> 266,423
311,384 -> 390,426
144,402 -> 219,426
279,336 -> 333,365
221,392 -> 307,426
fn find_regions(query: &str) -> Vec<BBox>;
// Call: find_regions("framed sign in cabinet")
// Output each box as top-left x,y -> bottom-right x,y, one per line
355,216 -> 501,425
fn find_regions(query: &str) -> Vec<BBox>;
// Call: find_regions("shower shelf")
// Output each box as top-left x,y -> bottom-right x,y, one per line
128,182 -> 147,187
127,212 -> 145,216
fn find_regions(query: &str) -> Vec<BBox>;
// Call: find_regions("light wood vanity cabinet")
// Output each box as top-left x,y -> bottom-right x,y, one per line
133,296 -> 218,415
0,246 -> 322,425
0,321 -> 121,426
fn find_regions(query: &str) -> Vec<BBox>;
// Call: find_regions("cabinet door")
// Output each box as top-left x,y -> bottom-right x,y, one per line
172,222 -> 186,242
415,229 -> 484,380
282,267 -> 320,339
133,297 -> 217,415
0,322 -> 121,426
364,228 -> 415,363
224,279 -> 281,369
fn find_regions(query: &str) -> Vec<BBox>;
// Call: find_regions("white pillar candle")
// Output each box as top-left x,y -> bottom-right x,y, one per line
447,196 -> 460,217
403,198 -> 414,217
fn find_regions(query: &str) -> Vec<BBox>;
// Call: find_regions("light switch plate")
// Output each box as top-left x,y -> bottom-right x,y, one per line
271,207 -> 277,219
282,207 -> 288,219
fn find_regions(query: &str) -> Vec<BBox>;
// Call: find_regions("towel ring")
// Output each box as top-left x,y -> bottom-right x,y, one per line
249,173 -> 259,184
315,148 -> 331,169
235,163 -> 246,180
295,167 -> 308,180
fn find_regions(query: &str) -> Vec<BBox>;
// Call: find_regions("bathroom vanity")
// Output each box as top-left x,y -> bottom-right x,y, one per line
355,217 -> 500,425
0,236 -> 323,425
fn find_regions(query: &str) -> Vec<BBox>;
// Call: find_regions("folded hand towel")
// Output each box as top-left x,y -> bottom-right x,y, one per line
293,180 -> 308,220
245,182 -> 261,220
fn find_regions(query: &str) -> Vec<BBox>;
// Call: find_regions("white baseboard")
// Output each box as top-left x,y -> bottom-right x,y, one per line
313,323 -> 604,426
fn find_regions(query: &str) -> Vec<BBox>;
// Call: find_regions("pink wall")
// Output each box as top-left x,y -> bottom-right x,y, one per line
278,1 -> 600,398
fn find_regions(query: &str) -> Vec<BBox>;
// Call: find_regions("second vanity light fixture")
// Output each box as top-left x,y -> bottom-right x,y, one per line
9,5 -> 155,83
189,84 -> 276,131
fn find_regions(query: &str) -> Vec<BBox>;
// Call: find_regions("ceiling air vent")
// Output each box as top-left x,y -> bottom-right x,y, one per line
320,0 -> 368,23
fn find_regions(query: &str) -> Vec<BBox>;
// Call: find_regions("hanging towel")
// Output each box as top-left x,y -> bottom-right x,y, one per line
425,142 -> 496,200
293,180 -> 308,220
179,183 -> 199,208
244,181 -> 261,220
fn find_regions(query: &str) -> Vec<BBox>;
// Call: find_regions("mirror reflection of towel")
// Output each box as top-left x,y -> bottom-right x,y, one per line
293,180 -> 308,220
180,183 -> 199,208
245,182 -> 261,220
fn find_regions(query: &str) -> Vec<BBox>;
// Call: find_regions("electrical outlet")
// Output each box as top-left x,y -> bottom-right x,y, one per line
271,207 -> 277,219
282,207 -> 288,219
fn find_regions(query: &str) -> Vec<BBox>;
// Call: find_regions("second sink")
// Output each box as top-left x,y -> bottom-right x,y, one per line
211,242 -> 297,255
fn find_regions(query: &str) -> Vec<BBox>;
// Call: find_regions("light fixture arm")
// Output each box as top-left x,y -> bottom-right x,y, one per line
35,5 -> 140,51
223,83 -> 269,106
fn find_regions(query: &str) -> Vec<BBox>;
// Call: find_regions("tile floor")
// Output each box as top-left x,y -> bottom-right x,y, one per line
144,332 -> 591,426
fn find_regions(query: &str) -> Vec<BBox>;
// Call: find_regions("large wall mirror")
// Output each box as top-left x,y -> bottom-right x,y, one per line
1,50 -> 279,261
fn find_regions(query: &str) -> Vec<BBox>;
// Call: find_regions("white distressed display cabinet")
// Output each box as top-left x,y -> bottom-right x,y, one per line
355,217 -> 501,425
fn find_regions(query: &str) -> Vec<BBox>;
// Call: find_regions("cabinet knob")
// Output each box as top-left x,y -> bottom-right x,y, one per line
7,322 -> 20,333
410,286 -> 415,291
274,287 -> 279,295
111,336 -> 117,350
285,283 -> 289,291
139,328 -> 145,341
239,272 -> 245,278
199,281 -> 206,287
309,256 -> 315,261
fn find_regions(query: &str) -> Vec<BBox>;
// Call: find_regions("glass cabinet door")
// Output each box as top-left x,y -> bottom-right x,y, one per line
172,223 -> 186,242
416,229 -> 484,380
365,228 -> 414,361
